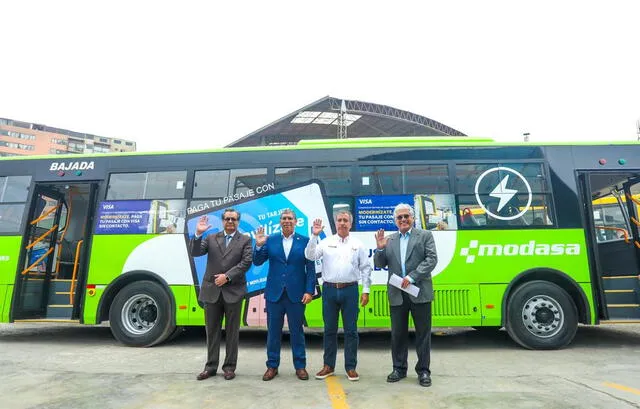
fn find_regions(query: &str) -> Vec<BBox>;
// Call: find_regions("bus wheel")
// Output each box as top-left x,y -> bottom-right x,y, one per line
505,280 -> 578,350
109,280 -> 175,347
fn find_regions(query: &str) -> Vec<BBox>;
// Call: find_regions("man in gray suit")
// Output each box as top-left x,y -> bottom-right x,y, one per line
373,203 -> 437,387
191,208 -> 252,381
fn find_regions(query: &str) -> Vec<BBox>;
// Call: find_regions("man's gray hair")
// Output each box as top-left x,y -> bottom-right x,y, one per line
280,208 -> 297,219
334,210 -> 353,223
393,203 -> 414,218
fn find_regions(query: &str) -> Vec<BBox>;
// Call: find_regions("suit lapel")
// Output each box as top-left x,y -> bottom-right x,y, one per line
391,233 -> 401,265
274,234 -> 286,261
405,230 -> 418,260
216,232 -> 226,253
289,233 -> 303,261
220,232 -> 236,257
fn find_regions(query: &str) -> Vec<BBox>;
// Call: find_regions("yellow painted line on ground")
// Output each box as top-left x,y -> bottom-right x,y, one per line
326,376 -> 349,409
603,382 -> 640,396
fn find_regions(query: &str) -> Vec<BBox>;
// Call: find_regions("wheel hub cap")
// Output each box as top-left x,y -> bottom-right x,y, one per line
121,294 -> 158,335
521,295 -> 564,338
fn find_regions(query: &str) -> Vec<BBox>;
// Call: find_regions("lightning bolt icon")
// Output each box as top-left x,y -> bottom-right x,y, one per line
489,175 -> 517,212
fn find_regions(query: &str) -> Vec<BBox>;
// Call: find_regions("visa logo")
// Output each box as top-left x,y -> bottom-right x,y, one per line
359,199 -> 372,204
102,204 -> 115,210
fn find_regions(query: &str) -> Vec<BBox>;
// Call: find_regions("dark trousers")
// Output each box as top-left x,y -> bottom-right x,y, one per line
322,284 -> 359,371
203,298 -> 242,373
266,290 -> 307,369
390,292 -> 432,375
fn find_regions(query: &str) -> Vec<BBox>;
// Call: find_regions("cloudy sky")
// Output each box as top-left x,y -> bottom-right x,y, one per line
2,1 -> 639,152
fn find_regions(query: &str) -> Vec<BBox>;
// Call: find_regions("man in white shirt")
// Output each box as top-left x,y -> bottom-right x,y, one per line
305,210 -> 371,382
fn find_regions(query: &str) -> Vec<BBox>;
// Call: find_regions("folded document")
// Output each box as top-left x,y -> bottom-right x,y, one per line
388,274 -> 420,297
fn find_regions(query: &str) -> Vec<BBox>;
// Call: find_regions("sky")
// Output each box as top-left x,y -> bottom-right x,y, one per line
2,1 -> 639,152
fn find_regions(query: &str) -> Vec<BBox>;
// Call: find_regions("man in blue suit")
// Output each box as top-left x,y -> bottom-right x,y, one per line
253,209 -> 316,381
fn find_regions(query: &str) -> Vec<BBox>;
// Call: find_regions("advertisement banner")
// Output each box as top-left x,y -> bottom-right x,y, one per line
95,200 -> 187,234
186,181 -> 330,294
355,194 -> 413,231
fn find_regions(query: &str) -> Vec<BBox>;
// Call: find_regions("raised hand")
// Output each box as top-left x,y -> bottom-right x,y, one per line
375,229 -> 388,249
255,226 -> 267,247
196,215 -> 212,236
311,218 -> 324,236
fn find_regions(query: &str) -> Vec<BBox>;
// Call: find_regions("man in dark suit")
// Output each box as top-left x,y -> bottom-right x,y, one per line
253,209 -> 316,381
191,208 -> 252,381
373,203 -> 438,387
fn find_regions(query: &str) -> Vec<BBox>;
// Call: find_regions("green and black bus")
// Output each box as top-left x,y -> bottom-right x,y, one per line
1,137 -> 639,349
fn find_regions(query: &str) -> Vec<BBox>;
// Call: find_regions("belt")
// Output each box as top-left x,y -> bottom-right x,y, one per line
323,281 -> 358,289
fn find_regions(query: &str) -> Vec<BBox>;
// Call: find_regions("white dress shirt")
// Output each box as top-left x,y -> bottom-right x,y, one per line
255,232 -> 294,258
305,234 -> 372,293
282,233 -> 293,259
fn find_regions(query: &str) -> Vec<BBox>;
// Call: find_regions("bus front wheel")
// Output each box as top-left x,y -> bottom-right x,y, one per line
505,280 -> 578,350
109,280 -> 176,347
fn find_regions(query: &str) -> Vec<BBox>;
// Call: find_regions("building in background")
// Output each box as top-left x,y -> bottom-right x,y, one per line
227,96 -> 466,147
0,117 -> 136,157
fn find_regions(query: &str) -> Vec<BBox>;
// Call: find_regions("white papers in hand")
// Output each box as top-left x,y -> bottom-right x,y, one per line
388,274 -> 420,297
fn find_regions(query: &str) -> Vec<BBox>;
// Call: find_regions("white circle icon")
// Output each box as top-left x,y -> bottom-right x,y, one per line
474,167 -> 532,221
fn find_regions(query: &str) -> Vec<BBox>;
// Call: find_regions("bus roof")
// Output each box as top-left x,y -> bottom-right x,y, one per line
1,137 -> 639,162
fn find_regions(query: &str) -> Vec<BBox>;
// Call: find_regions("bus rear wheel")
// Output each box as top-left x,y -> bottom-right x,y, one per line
505,280 -> 578,350
109,280 -> 175,347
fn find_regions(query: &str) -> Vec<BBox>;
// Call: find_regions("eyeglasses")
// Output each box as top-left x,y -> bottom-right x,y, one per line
280,216 -> 294,220
396,214 -> 411,220
223,217 -> 238,222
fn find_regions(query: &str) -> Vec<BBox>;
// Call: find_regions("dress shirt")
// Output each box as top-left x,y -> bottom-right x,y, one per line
398,229 -> 415,284
255,232 -> 294,258
305,234 -> 371,293
400,230 -> 410,276
282,233 -> 293,259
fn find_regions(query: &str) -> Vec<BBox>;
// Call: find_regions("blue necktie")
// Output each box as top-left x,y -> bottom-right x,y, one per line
225,235 -> 232,247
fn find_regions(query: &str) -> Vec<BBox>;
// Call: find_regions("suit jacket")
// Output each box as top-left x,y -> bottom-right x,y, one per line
373,228 -> 437,306
253,233 -> 316,303
191,231 -> 253,304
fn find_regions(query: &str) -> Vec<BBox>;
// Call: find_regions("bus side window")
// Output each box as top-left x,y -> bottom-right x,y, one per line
461,208 -> 479,226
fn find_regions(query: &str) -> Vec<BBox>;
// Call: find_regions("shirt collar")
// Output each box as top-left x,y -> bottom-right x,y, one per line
224,230 -> 236,237
399,229 -> 412,238
282,232 -> 294,240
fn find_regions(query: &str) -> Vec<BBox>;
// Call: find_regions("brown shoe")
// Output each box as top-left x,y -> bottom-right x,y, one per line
346,369 -> 359,381
223,370 -> 236,380
262,367 -> 278,381
315,365 -> 335,379
196,370 -> 215,381
296,368 -> 309,380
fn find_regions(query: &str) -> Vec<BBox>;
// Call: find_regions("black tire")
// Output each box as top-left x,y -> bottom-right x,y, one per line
109,280 -> 175,347
505,280 -> 578,350
166,326 -> 185,343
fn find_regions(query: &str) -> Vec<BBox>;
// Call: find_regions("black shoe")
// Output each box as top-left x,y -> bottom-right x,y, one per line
196,370 -> 215,381
419,372 -> 432,387
386,369 -> 407,383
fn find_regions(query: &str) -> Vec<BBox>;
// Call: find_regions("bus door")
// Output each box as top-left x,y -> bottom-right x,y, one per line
13,182 -> 97,321
580,172 -> 640,321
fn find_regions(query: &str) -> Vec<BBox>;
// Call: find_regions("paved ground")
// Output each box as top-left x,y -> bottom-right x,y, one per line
2,323 -> 640,408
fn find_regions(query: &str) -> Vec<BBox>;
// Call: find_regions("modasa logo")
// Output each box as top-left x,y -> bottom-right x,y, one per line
459,240 -> 581,263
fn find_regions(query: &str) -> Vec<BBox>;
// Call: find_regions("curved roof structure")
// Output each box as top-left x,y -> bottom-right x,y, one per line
226,96 -> 466,147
